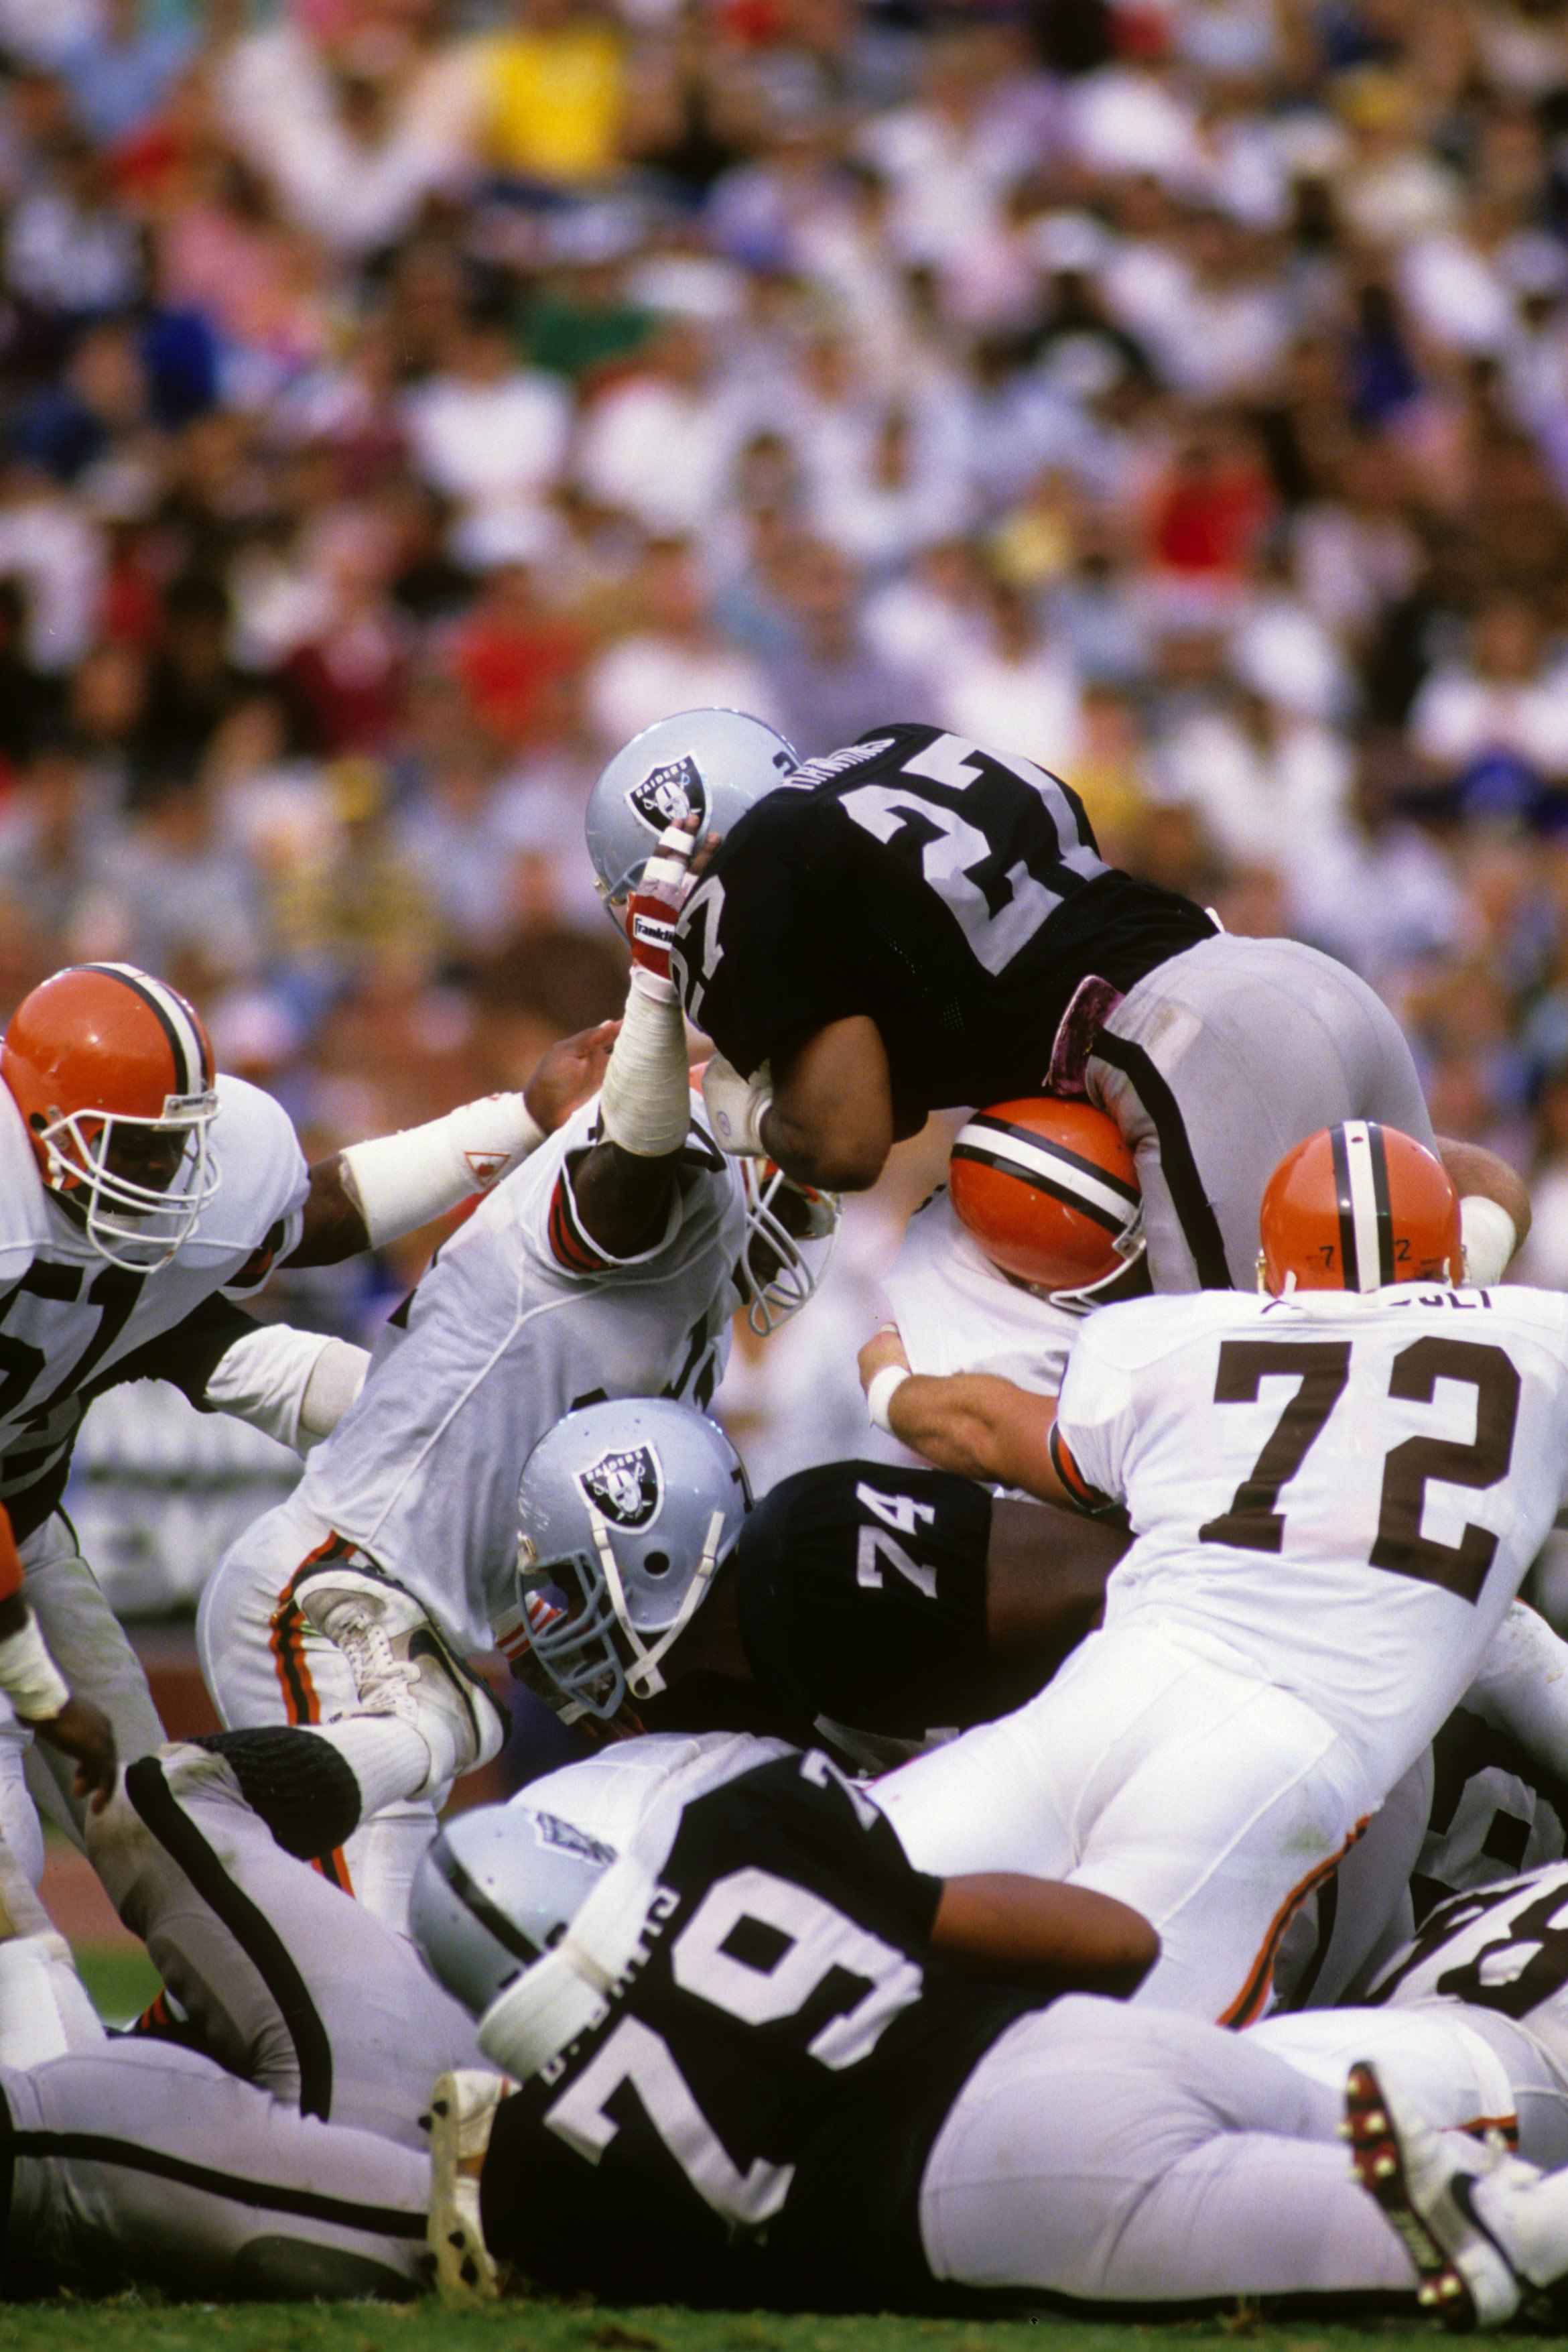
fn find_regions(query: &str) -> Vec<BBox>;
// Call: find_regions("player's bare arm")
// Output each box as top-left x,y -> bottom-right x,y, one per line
860,1324 -> 1068,1499
541,813 -> 720,1263
289,1019 -> 621,1268
567,1134 -> 686,1258
761,1017 -> 903,1191
931,1871 -> 1158,1997
986,1496 -> 1126,1652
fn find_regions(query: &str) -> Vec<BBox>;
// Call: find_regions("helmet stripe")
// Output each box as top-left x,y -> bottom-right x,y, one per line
950,1138 -> 1127,1237
1334,1120 -> 1387,1293
964,1112 -> 1140,1204
1365,1119 -> 1396,1286
1329,1121 -> 1360,1288
79,964 -> 211,1096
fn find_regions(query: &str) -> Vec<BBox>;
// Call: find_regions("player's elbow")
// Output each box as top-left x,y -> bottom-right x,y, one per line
1097,1904 -> 1161,1995
767,1110 -> 889,1193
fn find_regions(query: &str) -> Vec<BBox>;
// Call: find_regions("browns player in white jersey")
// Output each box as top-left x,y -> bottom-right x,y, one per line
863,1122 -> 1568,2023
0,961 -> 613,1881
198,819 -> 836,1932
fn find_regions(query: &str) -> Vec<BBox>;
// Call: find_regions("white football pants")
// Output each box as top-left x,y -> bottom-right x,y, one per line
920,1999 -> 1415,2300
197,1490 -> 440,1936
1088,933 -> 1436,1294
2,1739 -> 483,2297
872,1621 -> 1376,2023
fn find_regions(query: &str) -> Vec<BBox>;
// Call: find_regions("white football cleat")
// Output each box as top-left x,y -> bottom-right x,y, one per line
297,1566 -> 507,1795
426,2067 -> 512,2306
1345,2060 -> 1531,2327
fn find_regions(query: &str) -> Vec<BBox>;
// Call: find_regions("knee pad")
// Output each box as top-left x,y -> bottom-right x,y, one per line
194,1729 -> 362,1861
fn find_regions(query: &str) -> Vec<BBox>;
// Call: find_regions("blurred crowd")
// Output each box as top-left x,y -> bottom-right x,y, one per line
10,0 -> 1568,1540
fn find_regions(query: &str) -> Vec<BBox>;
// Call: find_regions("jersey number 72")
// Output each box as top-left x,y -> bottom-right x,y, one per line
1197,1336 -> 1520,1602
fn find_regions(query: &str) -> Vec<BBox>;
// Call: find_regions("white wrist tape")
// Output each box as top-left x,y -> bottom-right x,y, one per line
598,979 -> 692,1159
0,1607 -> 70,1721
1461,1194 -> 1518,1288
300,1337 -> 369,1445
204,1324 -> 367,1454
340,1095 -> 545,1248
866,1363 -> 911,1434
702,1053 -> 773,1157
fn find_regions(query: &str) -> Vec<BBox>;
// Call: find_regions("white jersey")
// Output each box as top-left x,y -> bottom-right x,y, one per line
1054,1284 -> 1568,1791
883,1186 -> 1078,1396
0,1072 -> 307,1537
296,1097 -> 746,1654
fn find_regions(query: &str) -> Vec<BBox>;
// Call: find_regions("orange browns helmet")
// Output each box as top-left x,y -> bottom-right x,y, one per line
948,1097 -> 1145,1310
1259,1121 -> 1461,1296
2,963 -> 221,1271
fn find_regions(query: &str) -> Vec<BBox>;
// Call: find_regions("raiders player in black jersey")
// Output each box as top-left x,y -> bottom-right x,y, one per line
410,1737 -> 1534,2317
665,721 -> 1528,1293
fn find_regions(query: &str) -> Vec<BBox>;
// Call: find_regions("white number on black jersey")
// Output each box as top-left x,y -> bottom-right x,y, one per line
1372,1863 -> 1568,2022
543,1866 -> 923,2232
839,734 -> 1104,979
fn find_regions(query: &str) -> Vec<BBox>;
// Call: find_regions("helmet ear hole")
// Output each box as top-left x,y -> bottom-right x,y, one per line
644,1550 -> 671,1578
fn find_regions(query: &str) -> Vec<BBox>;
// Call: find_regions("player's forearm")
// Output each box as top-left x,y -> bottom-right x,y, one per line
886,1372 -> 1065,1499
291,1026 -> 621,1268
765,1017 -> 895,1191
932,1873 -> 1158,1996
204,1322 -> 369,1453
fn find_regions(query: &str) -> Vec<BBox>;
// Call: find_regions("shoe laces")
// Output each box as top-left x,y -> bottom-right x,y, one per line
328,1607 -> 420,1719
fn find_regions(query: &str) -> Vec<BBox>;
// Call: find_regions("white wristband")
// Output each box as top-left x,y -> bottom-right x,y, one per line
340,1095 -> 545,1248
1461,1194 -> 1518,1288
0,1607 -> 70,1722
599,979 -> 692,1159
866,1363 -> 911,1434
702,1054 -> 773,1157
299,1337 -> 369,1446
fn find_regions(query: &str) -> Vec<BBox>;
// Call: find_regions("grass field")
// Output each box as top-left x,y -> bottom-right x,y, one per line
0,2304 -> 1508,2352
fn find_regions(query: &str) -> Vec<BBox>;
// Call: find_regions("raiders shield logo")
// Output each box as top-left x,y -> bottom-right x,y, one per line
627,756 -> 708,837
532,1809 -> 617,1867
577,1443 -> 663,1530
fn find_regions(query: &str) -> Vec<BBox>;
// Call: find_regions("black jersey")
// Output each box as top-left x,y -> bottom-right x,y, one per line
478,1749 -> 1040,2310
671,724 -> 1215,1127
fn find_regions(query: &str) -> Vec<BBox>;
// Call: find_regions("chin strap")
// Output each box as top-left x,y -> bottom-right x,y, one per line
588,1506 -> 726,1700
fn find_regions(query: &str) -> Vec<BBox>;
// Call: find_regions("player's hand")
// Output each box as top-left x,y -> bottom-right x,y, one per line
858,1324 -> 911,1395
525,1020 -> 620,1135
625,817 -> 704,1001
32,1696 -> 117,1812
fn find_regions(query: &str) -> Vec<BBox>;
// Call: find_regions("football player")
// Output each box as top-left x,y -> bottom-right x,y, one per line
509,1398 -> 1124,1763
198,821 -> 837,1932
0,961 -> 613,1881
0,1733 -> 484,2298
404,1731 -> 1568,2325
860,1122 -> 1568,2022
628,714 -> 1527,1296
